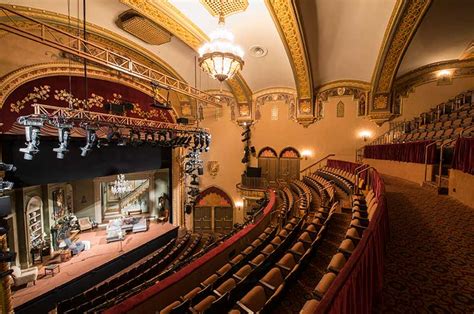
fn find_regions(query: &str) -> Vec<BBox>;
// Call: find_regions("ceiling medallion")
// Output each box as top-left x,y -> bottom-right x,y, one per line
249,45 -> 268,58
198,4 -> 244,82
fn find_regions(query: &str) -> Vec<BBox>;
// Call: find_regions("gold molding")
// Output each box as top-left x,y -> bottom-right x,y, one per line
372,0 -> 432,94
316,80 -> 371,94
265,0 -> 312,101
0,62 -> 179,119
0,4 -> 184,82
119,0 -> 252,104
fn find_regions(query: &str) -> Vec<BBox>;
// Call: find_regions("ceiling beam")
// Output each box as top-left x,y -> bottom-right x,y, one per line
265,0 -> 315,127
369,0 -> 432,125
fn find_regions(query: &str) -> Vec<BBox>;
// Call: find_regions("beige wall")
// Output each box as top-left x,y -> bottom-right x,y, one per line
364,158 -> 434,186
448,169 -> 474,208
394,76 -> 474,122
199,95 -> 387,219
72,179 -> 95,219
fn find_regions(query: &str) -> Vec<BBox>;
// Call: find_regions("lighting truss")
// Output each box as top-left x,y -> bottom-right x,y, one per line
0,6 -> 222,108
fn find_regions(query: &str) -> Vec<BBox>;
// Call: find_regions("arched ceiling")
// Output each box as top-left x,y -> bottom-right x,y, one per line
397,0 -> 474,76
295,0 -> 398,87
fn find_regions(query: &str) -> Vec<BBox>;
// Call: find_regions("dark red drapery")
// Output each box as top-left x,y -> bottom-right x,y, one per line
363,140 -> 436,164
452,137 -> 474,174
316,162 -> 389,314
327,159 -> 362,173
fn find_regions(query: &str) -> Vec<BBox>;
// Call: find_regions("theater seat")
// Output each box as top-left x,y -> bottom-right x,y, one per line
289,241 -> 306,256
338,239 -> 355,254
215,278 -> 236,295
327,253 -> 346,273
260,267 -> 284,290
193,295 -> 216,313
229,254 -> 244,266
159,301 -> 181,314
270,236 -> 282,246
250,254 -> 266,267
314,272 -> 337,299
234,264 -> 252,280
201,274 -> 219,287
181,287 -> 201,301
216,263 -> 232,276
261,244 -> 275,256
300,299 -> 320,314
238,286 -> 267,313
276,253 -> 297,273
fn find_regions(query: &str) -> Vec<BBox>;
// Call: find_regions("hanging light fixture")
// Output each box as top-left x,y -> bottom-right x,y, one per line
111,174 -> 133,196
198,2 -> 244,82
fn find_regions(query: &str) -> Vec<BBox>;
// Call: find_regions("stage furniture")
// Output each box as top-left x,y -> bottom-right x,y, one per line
59,250 -> 71,262
132,217 -> 148,233
11,266 -> 38,287
44,264 -> 60,277
78,217 -> 93,232
64,238 -> 85,255
82,240 -> 91,251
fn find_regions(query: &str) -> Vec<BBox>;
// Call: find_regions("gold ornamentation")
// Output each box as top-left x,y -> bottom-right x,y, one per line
238,103 -> 250,117
374,0 -> 431,93
181,102 -> 193,116
200,0 -> 249,18
336,101 -> 344,118
266,0 -> 312,100
53,89 -> 105,110
298,99 -> 312,114
117,10 -> 171,45
0,4 -> 183,80
131,104 -> 170,120
207,161 -> 220,178
10,85 -> 50,113
197,192 -> 230,206
373,95 -> 388,109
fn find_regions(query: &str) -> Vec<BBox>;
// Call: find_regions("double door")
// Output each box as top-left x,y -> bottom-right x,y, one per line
259,157 -> 300,182
193,206 -> 233,232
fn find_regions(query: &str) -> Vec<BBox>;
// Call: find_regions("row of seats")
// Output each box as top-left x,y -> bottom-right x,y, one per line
395,125 -> 473,145
159,222 -> 287,314
322,167 -> 365,192
303,174 -> 335,206
234,204 -> 339,313
290,180 -> 313,213
57,234 -> 187,313
317,168 -> 353,195
299,188 -> 378,313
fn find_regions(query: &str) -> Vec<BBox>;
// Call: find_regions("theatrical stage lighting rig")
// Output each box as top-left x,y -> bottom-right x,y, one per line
145,131 -> 156,146
17,116 -> 45,160
150,81 -> 172,110
0,163 -> 16,172
52,122 -> 73,159
129,129 -> 143,147
80,126 -> 98,157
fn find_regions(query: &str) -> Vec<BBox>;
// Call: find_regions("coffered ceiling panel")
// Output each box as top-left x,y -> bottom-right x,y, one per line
295,0 -> 397,87
397,0 -> 474,76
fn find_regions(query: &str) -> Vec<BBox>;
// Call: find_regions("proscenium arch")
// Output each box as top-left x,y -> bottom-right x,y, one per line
0,62 -> 179,121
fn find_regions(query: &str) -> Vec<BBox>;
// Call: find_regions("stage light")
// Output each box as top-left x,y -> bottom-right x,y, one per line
19,125 -> 41,160
145,131 -> 156,146
197,166 -> 204,176
53,126 -> 72,159
129,129 -> 143,146
0,179 -> 14,192
80,128 -> 98,157
190,175 -> 199,186
188,187 -> 200,197
0,163 -> 16,172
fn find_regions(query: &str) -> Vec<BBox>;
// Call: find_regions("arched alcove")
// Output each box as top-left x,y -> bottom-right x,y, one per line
194,186 -> 233,233
279,147 -> 301,180
258,147 -> 279,183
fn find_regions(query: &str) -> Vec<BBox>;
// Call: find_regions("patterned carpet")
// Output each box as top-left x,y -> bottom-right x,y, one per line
376,175 -> 474,313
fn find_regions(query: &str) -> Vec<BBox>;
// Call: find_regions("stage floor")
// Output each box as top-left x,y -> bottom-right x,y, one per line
13,222 -> 176,309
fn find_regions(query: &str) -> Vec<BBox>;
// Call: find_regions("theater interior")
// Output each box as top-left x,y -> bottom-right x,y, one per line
0,0 -> 472,313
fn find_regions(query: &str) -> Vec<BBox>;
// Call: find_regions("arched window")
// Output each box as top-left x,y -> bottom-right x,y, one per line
194,187 -> 233,232
279,147 -> 300,180
258,147 -> 279,183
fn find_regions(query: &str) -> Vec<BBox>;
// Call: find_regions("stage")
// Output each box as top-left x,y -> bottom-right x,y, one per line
13,222 -> 178,313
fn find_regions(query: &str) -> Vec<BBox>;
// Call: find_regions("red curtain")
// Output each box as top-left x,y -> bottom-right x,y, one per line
316,163 -> 389,314
363,140 -> 436,164
452,137 -> 474,174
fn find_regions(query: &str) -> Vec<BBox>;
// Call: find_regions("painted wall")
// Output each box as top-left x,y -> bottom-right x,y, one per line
364,158 -> 434,186
394,76 -> 474,122
72,179 -> 96,219
448,169 -> 474,208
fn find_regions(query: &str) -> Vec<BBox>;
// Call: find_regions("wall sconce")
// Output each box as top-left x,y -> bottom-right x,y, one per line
359,130 -> 372,142
437,69 -> 453,86
301,149 -> 313,160
235,200 -> 244,210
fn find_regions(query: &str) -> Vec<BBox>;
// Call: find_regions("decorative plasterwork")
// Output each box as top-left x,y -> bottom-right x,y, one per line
0,5 -> 183,81
265,0 -> 314,127
200,0 -> 249,18
0,62 -> 179,119
370,0 -> 432,124
265,0 -> 312,101
253,87 -> 297,122
119,0 -> 252,104
459,41 -> 474,60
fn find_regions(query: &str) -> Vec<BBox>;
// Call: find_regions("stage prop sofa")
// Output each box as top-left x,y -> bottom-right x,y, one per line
11,266 -> 38,287
132,217 -> 148,233
64,238 -> 85,255
78,217 -> 93,232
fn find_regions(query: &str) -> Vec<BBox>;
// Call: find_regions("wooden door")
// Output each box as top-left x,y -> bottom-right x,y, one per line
194,206 -> 212,232
214,207 -> 233,232
258,157 -> 279,183
279,158 -> 300,180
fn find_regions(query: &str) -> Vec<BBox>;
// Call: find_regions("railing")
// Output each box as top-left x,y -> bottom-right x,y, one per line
300,154 -> 335,177
368,120 -> 406,146
0,6 -> 221,107
354,166 -> 375,194
23,103 -> 208,133
423,141 -> 440,182
354,164 -> 369,194
438,138 -> 456,188
239,175 -> 269,191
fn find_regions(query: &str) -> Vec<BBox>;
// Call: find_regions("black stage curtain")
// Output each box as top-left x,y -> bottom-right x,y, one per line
1,135 -> 171,187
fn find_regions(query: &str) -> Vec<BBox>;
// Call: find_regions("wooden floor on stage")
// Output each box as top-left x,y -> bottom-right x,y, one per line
12,222 -> 176,308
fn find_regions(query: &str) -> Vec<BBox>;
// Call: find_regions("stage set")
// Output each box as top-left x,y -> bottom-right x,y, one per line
13,222 -> 178,313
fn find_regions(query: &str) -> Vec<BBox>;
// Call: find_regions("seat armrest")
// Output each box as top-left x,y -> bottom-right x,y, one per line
232,274 -> 244,281
327,266 -> 340,274
276,263 -> 291,272
236,301 -> 255,314
337,248 -> 353,257
248,261 -> 261,268
288,249 -> 303,257
213,289 -> 223,297
259,280 -> 276,291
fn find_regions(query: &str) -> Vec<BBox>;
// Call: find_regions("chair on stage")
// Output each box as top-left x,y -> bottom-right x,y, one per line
78,217 -> 93,232
64,238 -> 85,255
10,265 -> 38,287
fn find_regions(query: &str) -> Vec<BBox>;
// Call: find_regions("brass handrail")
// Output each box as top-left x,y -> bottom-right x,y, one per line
355,166 -> 375,194
300,153 -> 335,175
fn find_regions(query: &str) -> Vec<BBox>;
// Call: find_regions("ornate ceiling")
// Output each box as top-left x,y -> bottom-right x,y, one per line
0,0 -> 472,126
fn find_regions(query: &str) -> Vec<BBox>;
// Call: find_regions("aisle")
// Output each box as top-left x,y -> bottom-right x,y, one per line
377,175 -> 474,313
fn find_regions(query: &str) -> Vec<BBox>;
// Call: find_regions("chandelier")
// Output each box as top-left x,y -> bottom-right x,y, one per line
198,13 -> 244,82
111,174 -> 133,196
